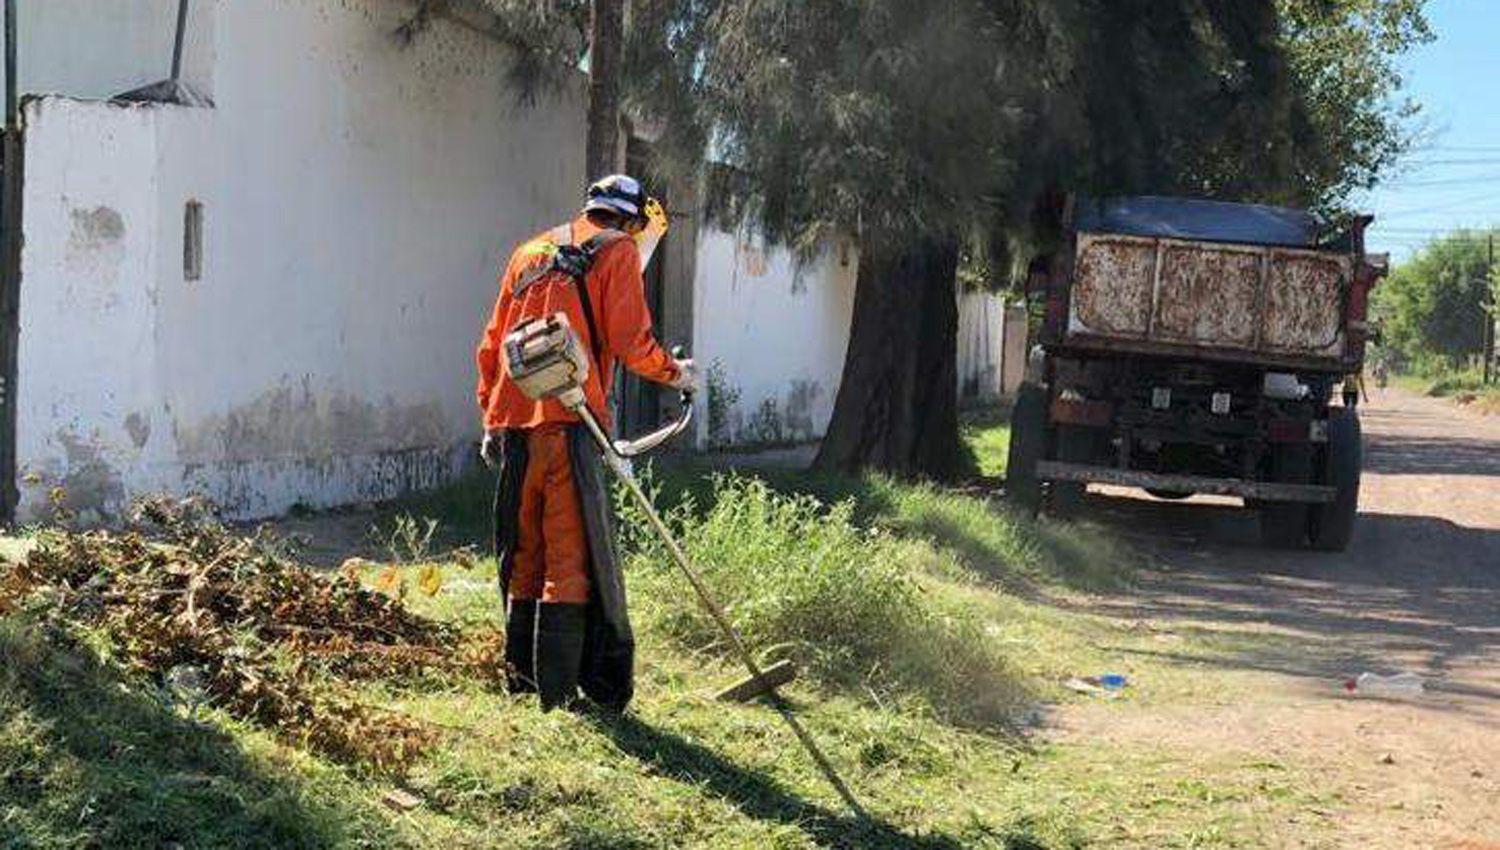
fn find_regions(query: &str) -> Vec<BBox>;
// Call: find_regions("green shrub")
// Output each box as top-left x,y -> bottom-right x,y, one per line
620,475 -> 1029,730
1425,368 -> 1487,398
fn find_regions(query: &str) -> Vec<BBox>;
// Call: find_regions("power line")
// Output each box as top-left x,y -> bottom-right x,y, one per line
1369,230 -> 1500,240
1410,145 -> 1500,153
1402,158 -> 1500,167
1378,189 -> 1500,219
1376,172 -> 1500,189
1373,226 -> 1497,231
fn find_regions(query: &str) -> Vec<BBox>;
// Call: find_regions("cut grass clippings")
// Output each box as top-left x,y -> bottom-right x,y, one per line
0,497 -> 507,774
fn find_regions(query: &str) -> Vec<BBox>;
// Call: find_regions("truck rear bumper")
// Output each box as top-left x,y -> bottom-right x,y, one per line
1036,462 -> 1336,503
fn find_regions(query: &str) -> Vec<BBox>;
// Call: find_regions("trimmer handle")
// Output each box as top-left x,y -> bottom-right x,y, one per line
671,344 -> 695,408
611,345 -> 695,459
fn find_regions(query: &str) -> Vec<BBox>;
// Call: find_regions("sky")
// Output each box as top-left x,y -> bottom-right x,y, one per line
1357,0 -> 1500,262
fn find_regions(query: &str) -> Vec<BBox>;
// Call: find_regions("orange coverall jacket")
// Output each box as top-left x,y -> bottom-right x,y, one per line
475,215 -> 680,432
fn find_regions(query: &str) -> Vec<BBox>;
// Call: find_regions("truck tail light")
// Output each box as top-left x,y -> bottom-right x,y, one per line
1268,419 -> 1328,443
1050,397 -> 1113,427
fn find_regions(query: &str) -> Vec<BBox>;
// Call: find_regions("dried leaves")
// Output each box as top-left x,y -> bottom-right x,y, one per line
0,497 -> 504,773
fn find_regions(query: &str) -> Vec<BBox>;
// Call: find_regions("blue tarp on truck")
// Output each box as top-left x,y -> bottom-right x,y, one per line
1075,196 -> 1325,249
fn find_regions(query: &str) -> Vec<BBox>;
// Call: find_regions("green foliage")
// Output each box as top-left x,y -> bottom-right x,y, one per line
620,0 -> 1430,260
1278,0 -> 1432,210
1374,229 -> 1496,369
424,0 -> 1428,254
704,359 -> 742,448
961,407 -> 1013,479
421,1 -> 590,103
745,398 -> 786,445
373,512 -> 441,564
620,475 -> 1032,730
1425,368 -> 1490,397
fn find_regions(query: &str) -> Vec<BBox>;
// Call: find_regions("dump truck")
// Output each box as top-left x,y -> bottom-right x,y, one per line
1007,196 -> 1387,550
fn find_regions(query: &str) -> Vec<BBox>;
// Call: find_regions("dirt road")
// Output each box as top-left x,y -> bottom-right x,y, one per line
1063,387 -> 1499,848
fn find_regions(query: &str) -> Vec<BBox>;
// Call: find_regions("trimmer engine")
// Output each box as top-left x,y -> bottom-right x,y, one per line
502,313 -> 590,410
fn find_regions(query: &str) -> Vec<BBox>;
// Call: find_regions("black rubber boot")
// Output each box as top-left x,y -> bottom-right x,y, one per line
535,603 -> 588,712
504,599 -> 539,694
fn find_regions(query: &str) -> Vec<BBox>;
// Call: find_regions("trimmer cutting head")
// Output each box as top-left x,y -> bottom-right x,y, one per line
502,313 -> 590,410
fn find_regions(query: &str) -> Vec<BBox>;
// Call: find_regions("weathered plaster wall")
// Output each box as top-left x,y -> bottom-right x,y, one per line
691,229 -> 857,448
0,0 -> 217,101
17,0 -> 585,521
957,289 -> 1010,402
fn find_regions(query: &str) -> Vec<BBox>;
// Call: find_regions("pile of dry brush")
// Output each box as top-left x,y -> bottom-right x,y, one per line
0,497 -> 504,773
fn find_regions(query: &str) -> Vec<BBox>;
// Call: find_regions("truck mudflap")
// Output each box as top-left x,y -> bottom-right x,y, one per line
1035,462 -> 1336,504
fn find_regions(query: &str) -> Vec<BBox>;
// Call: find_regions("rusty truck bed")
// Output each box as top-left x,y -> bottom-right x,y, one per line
1066,231 -> 1351,369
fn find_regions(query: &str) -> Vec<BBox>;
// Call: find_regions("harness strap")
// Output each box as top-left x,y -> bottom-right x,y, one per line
510,226 -> 631,383
572,228 -> 629,370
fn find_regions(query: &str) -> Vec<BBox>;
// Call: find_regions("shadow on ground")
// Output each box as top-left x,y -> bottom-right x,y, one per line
591,713 -> 1056,850
1068,491 -> 1500,704
0,619 -> 384,849
1047,403 -> 1500,710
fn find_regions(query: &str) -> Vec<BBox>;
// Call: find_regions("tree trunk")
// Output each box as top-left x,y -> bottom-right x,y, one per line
814,236 -> 965,479
585,0 -> 625,180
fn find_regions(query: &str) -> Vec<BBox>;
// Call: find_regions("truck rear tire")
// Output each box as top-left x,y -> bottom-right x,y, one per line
1259,444 -> 1313,548
1007,384 -> 1046,513
1308,408 -> 1361,552
1048,425 -> 1094,517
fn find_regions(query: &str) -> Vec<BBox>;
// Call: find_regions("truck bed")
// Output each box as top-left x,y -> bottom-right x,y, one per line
1065,231 -> 1351,369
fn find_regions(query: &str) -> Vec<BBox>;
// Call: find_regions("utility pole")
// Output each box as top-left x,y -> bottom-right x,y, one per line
0,0 -> 18,524
1485,232 -> 1495,385
3,0 -> 13,126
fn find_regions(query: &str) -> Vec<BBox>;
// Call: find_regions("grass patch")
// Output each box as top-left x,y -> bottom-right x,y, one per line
2,409 -> 1350,848
0,619 -> 398,850
960,406 -> 1012,479
621,475 -> 1030,730
1391,367 -> 1500,413
633,467 -> 1136,595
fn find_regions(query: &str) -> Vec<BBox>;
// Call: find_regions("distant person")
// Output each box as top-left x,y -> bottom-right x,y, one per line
474,175 -> 694,712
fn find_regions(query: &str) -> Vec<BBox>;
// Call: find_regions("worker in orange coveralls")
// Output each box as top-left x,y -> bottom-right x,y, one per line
475,175 -> 693,712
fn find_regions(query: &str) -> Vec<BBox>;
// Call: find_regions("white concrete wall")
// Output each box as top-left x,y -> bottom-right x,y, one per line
16,0 -> 585,522
957,289 -> 1008,402
692,228 -> 857,448
0,0 -> 217,101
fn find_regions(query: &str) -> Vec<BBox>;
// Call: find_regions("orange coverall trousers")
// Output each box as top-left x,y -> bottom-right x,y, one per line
479,216 -> 678,608
508,424 -> 590,605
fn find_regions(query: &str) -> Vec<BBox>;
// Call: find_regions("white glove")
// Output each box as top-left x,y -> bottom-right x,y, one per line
667,358 -> 698,392
480,430 -> 503,469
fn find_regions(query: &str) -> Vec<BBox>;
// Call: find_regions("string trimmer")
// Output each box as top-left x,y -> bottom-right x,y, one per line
502,312 -> 865,818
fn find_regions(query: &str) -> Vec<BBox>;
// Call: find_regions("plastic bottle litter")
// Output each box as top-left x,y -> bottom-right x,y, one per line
1063,673 -> 1129,698
1343,672 -> 1424,697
